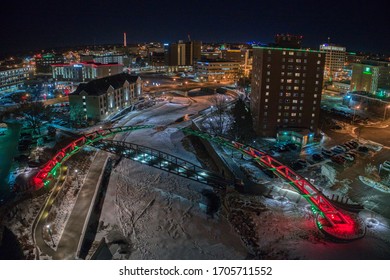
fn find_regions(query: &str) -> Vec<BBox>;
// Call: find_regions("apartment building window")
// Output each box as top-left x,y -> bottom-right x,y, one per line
295,73 -> 300,77
296,59 -> 301,63
281,79 -> 285,83
294,86 -> 299,90
312,113 -> 315,117
267,71 -> 271,75
278,112 -> 282,116
314,94 -> 318,98
284,106 -> 290,110
292,99 -> 298,103
266,85 -> 270,89
279,92 -> 283,96
287,79 -> 292,83
318,53 -> 322,57
286,92 -> 291,97
277,119 -> 281,123
317,60 -> 321,64
265,99 -> 268,103
291,113 -> 297,117
288,58 -> 294,63
281,72 -> 285,76
284,112 -> 289,116
283,51 -> 286,55
289,51 -> 294,55
265,92 -> 269,96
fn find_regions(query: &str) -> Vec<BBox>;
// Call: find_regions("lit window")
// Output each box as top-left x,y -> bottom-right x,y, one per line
312,113 -> 315,117
265,92 -> 269,96
294,86 -> 299,90
289,51 -> 294,55
265,99 -> 268,103
286,92 -> 291,97
296,59 -> 301,63
295,73 -> 300,77
317,60 -> 321,64
291,113 -> 297,117
292,99 -> 298,103
287,79 -> 292,83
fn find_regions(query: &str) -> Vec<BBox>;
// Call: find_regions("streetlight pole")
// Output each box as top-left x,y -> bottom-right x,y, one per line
352,105 -> 360,124
383,105 -> 390,121
75,169 -> 80,188
46,224 -> 55,247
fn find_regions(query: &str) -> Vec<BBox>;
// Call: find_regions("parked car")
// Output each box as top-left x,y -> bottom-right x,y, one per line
381,161 -> 390,172
345,152 -> 357,159
321,149 -> 333,157
312,153 -> 323,161
358,146 -> 369,153
331,146 -> 345,154
332,155 -> 346,164
342,154 -> 354,162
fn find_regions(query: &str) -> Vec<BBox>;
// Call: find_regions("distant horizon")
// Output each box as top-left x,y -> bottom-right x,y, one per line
1,38 -> 387,60
0,0 -> 388,56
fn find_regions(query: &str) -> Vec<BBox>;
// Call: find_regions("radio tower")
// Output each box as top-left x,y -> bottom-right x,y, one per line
124,32 -> 127,47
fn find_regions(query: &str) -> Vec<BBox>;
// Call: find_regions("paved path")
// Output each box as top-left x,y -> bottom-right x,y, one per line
35,151 -> 108,259
54,151 -> 108,259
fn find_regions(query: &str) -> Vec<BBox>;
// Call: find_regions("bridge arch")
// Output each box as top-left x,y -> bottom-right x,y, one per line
32,125 -> 364,240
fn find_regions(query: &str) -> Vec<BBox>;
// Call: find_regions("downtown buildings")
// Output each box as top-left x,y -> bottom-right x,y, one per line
251,34 -> 325,146
168,40 -> 201,70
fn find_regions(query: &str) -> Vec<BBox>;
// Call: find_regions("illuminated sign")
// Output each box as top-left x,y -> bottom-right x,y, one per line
363,67 -> 372,75
73,64 -> 83,68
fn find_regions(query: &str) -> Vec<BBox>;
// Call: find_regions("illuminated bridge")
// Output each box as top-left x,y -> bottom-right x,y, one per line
90,139 -> 231,189
32,125 -> 364,240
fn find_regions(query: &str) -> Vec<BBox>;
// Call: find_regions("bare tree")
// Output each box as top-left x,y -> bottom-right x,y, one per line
205,94 -> 230,136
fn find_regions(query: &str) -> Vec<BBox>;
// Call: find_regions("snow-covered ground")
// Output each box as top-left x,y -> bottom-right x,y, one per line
88,95 -> 251,259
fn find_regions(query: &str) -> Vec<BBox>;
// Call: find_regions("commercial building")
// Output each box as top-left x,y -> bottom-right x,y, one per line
221,49 -> 253,77
195,60 -> 240,82
35,53 -> 64,73
69,73 -> 142,121
52,62 -> 123,82
251,34 -> 325,144
350,60 -> 390,96
0,66 -> 30,93
80,52 -> 126,65
168,40 -> 201,69
319,44 -> 346,79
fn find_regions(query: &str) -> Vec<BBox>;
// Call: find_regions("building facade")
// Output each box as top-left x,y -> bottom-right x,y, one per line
168,40 -> 201,67
251,44 -> 325,140
35,53 -> 64,73
0,66 -> 30,93
350,60 -> 390,95
69,73 -> 142,121
319,44 -> 346,79
52,62 -> 123,82
195,60 -> 240,82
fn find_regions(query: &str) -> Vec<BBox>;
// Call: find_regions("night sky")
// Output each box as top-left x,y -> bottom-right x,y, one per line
0,0 -> 388,55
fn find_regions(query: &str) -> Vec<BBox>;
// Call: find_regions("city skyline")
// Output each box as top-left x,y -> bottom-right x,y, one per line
0,0 -> 389,54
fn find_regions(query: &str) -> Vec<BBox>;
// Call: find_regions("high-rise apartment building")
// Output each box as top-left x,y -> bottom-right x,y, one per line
319,44 -> 346,79
251,35 -> 325,143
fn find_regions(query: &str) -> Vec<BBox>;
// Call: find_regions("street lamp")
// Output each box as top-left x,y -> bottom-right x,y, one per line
383,105 -> 390,121
352,105 -> 360,124
75,169 -> 80,188
46,224 -> 55,247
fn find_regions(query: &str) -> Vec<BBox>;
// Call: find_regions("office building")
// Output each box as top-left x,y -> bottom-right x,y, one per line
80,52 -> 126,65
251,34 -> 325,145
0,66 -> 30,93
221,49 -> 253,77
35,53 -> 64,73
195,60 -> 240,82
69,73 -> 142,121
168,40 -> 201,68
52,62 -> 123,82
319,44 -> 346,79
351,60 -> 390,95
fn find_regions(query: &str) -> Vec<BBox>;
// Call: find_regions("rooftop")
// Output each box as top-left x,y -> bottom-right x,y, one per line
72,73 -> 139,96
